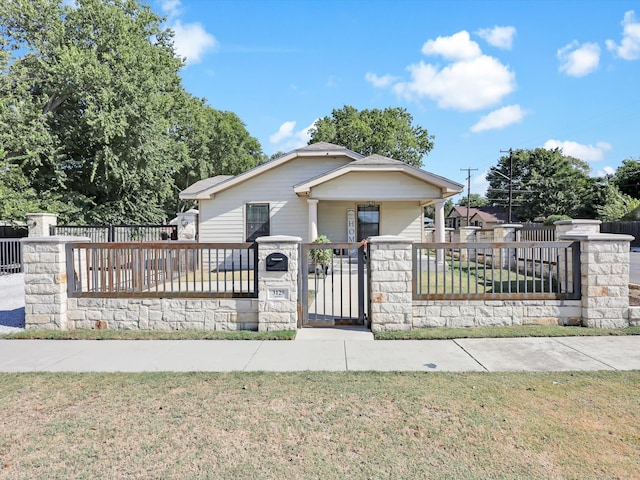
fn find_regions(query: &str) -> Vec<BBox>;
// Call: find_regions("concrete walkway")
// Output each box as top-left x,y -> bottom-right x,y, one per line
1,331 -> 639,372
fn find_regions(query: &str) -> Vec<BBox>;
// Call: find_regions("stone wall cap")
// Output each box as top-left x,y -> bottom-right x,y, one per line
367,235 -> 413,244
255,235 -> 302,243
554,219 -> 602,226
493,224 -> 523,229
559,233 -> 635,242
21,236 -> 90,243
460,226 -> 481,230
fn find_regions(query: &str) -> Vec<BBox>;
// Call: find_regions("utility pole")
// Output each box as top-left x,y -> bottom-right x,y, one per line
460,167 -> 478,226
499,149 -> 514,223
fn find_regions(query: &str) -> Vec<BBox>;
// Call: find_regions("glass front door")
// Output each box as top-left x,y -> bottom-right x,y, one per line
357,204 -> 379,241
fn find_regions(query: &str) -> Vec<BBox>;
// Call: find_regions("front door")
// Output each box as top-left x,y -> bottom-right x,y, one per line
357,204 -> 379,241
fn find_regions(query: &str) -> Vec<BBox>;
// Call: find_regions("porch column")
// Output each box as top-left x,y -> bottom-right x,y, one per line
307,199 -> 319,242
434,201 -> 445,243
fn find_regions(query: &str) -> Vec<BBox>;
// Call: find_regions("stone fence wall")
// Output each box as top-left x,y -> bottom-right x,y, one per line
21,219 -> 636,332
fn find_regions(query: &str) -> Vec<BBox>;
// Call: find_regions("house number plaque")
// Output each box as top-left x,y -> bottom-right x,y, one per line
268,288 -> 289,300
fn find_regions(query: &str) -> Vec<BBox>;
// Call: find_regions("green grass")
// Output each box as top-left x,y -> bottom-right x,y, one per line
0,371 -> 638,479
0,329 -> 296,340
375,324 -> 640,340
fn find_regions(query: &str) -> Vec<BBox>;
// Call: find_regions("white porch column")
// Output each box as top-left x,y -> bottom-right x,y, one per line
434,201 -> 445,243
307,199 -> 319,242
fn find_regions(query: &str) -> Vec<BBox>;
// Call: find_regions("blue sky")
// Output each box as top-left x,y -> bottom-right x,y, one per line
153,0 -> 640,198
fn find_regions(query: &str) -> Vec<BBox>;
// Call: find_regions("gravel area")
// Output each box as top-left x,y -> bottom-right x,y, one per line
0,273 -> 25,333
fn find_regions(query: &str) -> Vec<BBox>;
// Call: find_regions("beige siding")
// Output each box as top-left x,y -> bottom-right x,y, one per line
380,202 -> 422,241
311,171 -> 441,200
199,156 -> 350,242
318,201 -> 354,242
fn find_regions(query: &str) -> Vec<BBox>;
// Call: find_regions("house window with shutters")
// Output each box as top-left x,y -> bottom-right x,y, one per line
246,203 -> 270,242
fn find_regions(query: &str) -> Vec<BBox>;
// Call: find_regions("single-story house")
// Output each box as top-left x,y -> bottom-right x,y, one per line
446,206 -> 515,229
180,142 -> 463,243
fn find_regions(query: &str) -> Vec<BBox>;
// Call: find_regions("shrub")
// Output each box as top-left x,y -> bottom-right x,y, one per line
309,235 -> 332,274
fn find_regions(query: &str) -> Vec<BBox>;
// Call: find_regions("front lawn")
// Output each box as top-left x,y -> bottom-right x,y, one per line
0,371 -> 638,479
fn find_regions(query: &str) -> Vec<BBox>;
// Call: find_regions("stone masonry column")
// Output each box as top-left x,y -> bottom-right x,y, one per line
459,226 -> 480,261
174,209 -> 199,240
256,236 -> 301,331
26,213 -> 57,237
493,223 -> 522,268
560,232 -> 634,328
368,235 -> 413,332
21,236 -> 87,330
555,219 -> 601,237
555,220 -> 602,293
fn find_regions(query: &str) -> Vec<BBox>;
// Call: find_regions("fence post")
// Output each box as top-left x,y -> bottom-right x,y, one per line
256,235 -> 301,331
493,223 -> 522,269
26,213 -> 57,237
368,235 -> 413,332
459,226 -> 480,261
172,209 -> 199,240
21,236 -> 87,330
555,219 -> 601,237
559,231 -> 634,328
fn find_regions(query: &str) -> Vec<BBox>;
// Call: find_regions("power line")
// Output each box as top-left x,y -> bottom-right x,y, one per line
460,167 -> 478,224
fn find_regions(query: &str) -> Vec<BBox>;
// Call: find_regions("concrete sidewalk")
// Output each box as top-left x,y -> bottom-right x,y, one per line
1,333 -> 639,373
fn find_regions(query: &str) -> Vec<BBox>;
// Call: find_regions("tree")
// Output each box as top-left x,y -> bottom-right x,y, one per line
596,182 -> 640,221
458,193 -> 487,208
0,0 -> 263,224
169,94 -> 261,213
308,105 -> 434,166
611,158 -> 640,199
486,148 -> 593,221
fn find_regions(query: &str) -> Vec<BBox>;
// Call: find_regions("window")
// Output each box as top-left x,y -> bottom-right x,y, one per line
357,204 -> 379,241
246,203 -> 269,242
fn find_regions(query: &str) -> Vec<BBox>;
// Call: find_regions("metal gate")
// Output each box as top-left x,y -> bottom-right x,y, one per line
299,242 -> 370,327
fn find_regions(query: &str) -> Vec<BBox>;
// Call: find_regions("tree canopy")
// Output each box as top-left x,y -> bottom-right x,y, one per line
308,105 -> 434,167
486,148 -> 595,221
0,0 -> 262,224
611,158 -> 640,199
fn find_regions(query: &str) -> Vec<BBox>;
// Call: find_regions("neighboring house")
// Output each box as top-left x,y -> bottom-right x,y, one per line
180,142 -> 463,243
446,206 -> 515,229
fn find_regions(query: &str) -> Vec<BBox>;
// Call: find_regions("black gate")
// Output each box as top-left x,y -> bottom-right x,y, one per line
299,242 -> 370,327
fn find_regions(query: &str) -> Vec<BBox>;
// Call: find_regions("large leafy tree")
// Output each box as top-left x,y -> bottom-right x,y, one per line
308,105 -> 434,167
486,148 -> 594,221
0,0 -> 262,224
611,158 -> 640,199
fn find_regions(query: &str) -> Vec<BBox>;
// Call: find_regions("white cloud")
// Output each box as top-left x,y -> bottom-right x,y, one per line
595,166 -> 616,177
393,55 -> 515,111
476,26 -> 516,50
606,10 -> 640,60
269,121 -> 296,144
369,31 -> 515,111
557,41 -> 600,77
171,20 -> 218,65
421,31 -> 482,61
364,72 -> 398,88
160,0 -> 181,18
269,120 -> 316,151
470,105 -> 527,133
543,139 -> 612,161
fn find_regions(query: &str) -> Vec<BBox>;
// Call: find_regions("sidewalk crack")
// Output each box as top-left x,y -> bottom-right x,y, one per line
453,339 -> 489,372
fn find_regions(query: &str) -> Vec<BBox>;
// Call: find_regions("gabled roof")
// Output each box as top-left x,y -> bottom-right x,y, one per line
179,142 -> 363,200
448,206 -> 515,223
179,175 -> 233,199
293,154 -> 463,196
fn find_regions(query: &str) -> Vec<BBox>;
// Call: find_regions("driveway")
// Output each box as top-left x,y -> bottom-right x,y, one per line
630,252 -> 640,285
0,273 -> 25,333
